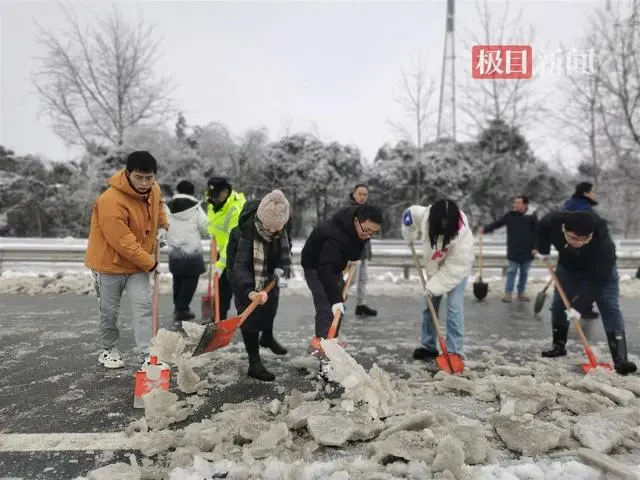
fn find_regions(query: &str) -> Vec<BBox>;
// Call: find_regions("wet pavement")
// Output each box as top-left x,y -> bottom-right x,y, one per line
0,292 -> 639,479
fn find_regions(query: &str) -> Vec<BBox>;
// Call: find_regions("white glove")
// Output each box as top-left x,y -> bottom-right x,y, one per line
348,260 -> 361,268
331,303 -> 345,315
533,250 -> 548,262
157,228 -> 168,246
274,268 -> 288,288
565,307 -> 581,322
249,291 -> 268,304
424,287 -> 433,298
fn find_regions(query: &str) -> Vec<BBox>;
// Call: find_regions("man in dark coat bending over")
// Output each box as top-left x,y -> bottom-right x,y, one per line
226,190 -> 292,382
301,204 -> 383,367
534,210 -> 636,375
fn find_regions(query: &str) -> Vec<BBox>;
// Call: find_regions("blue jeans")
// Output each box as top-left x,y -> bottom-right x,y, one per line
551,264 -> 624,332
505,260 -> 532,294
421,277 -> 467,357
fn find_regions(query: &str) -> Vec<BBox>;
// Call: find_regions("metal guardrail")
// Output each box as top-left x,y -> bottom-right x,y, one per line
1,237 -> 639,278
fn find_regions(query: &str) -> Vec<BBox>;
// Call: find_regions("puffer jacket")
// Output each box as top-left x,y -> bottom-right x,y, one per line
401,205 -> 475,296
165,193 -> 210,276
85,169 -> 169,274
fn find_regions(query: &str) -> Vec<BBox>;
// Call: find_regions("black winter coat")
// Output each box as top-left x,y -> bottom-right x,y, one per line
226,200 -> 291,302
484,210 -> 538,263
300,205 -> 368,305
536,211 -> 616,314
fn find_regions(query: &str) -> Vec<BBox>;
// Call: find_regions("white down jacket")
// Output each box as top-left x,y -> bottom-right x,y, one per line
401,204 -> 475,297
164,194 -> 210,257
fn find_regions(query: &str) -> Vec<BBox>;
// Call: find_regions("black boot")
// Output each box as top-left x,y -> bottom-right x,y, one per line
174,310 -> 196,321
259,329 -> 288,355
541,325 -> 568,358
606,331 -> 638,375
413,346 -> 439,360
355,305 -> 377,317
242,330 -> 275,382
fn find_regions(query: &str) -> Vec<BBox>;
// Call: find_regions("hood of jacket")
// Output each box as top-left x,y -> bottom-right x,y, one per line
237,199 -> 261,232
108,169 -> 157,202
330,205 -> 365,243
564,195 -> 598,211
167,193 -> 202,220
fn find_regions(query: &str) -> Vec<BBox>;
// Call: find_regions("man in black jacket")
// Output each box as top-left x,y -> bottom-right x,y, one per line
480,195 -> 538,303
534,210 -> 636,375
301,204 -> 383,355
226,190 -> 292,382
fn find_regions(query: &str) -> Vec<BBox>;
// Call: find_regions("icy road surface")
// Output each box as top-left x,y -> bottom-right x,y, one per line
0,291 -> 639,479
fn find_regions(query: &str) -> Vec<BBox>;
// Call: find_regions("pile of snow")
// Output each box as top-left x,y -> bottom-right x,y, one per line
3,268 -> 640,299
74,328 -> 640,480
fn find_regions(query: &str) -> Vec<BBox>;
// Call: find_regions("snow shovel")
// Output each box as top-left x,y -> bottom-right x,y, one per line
327,263 -> 357,339
409,243 -> 464,375
534,277 -> 553,315
192,278 -> 278,356
543,259 -> 612,373
134,242 -> 171,408
309,263 -> 357,357
473,230 -> 488,301
201,238 -> 220,322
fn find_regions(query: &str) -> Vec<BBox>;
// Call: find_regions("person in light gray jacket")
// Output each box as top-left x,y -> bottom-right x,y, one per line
165,180 -> 210,324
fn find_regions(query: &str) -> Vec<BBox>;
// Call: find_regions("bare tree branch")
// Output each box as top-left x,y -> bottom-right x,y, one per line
458,0 -> 544,135
386,55 -> 438,203
31,3 -> 175,150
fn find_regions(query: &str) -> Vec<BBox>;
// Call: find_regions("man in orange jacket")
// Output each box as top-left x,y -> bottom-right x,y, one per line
85,151 -> 169,369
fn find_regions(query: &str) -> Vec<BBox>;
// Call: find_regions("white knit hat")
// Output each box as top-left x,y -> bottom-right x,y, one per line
256,189 -> 290,231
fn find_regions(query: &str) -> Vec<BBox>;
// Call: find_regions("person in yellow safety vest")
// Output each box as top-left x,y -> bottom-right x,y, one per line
206,176 -> 247,320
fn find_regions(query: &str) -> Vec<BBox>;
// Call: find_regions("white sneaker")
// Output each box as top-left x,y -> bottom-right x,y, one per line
98,348 -> 125,369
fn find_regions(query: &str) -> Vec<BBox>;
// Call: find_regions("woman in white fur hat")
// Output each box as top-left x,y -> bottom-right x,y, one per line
226,189 -> 292,381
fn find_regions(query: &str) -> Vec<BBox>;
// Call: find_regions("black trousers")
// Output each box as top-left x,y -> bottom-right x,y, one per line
172,275 -> 200,312
218,270 -> 234,319
235,286 -> 280,333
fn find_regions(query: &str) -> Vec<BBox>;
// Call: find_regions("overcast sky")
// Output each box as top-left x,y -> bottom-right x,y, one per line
0,0 -> 612,167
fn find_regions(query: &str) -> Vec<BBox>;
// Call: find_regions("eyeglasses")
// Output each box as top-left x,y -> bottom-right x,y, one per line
563,229 -> 592,245
357,219 -> 378,237
132,173 -> 155,184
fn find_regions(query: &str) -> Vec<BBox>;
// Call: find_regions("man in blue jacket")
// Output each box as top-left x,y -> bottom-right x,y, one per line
480,196 -> 538,303
563,181 -> 599,319
564,182 -> 598,211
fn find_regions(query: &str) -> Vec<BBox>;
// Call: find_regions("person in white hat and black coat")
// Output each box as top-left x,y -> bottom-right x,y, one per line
226,190 -> 292,381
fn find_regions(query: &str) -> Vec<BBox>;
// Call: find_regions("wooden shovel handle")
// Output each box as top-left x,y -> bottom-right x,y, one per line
542,259 -> 591,351
237,279 -> 278,328
210,238 -> 221,324
152,241 -> 160,337
409,243 -> 446,341
327,263 -> 358,339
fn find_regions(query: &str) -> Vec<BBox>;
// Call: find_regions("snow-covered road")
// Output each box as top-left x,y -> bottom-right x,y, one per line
1,291 -> 640,479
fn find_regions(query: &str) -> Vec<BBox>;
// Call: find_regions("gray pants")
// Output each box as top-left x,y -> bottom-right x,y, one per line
304,268 -> 339,338
355,258 -> 368,306
93,271 -> 152,356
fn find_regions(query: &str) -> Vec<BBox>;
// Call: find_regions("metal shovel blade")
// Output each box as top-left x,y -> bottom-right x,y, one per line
473,279 -> 488,301
533,290 -> 547,314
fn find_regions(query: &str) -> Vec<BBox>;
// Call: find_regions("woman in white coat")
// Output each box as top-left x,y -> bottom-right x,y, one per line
164,180 -> 210,323
401,199 -> 475,360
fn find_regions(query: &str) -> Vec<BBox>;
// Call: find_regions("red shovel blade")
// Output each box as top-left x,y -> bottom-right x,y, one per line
192,315 -> 242,356
580,347 -> 613,373
435,338 -> 465,374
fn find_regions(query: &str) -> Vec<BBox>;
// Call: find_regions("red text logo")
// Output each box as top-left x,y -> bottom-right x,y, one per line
472,45 -> 533,79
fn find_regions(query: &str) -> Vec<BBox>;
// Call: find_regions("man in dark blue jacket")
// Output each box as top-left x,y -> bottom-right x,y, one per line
481,196 -> 538,302
563,182 -> 598,212
533,210 -> 636,375
563,181 -> 600,319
